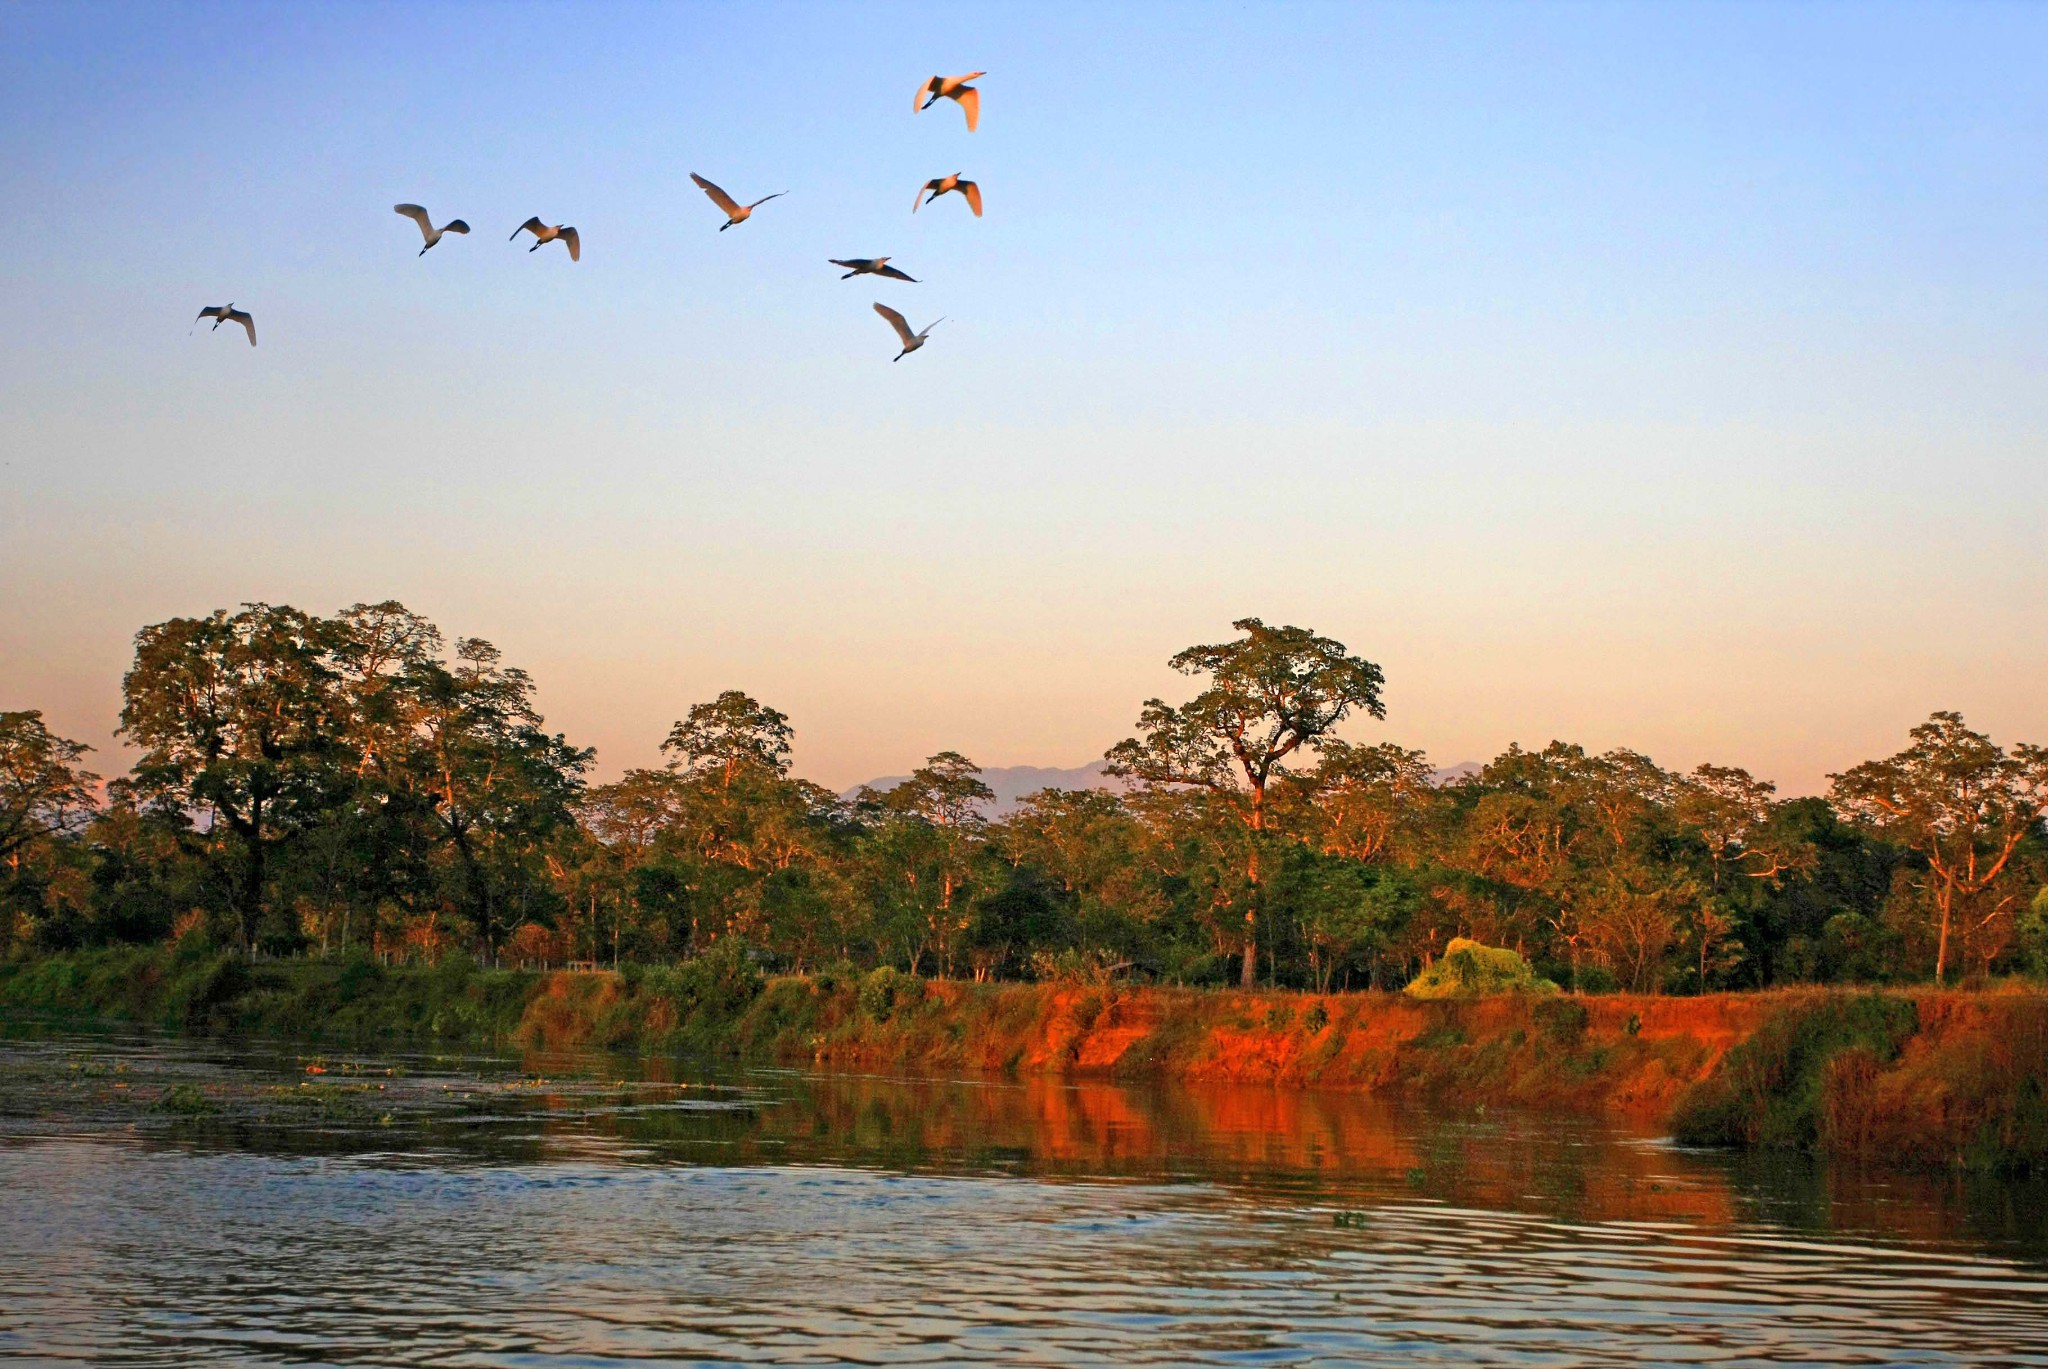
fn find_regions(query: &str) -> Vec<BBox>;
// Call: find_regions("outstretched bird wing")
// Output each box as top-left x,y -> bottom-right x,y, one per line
915,75 -> 940,110
873,301 -> 916,346
875,264 -> 918,282
225,309 -> 256,346
195,306 -> 225,323
691,173 -> 742,217
394,203 -> 435,241
912,179 -> 939,213
829,259 -> 868,272
512,216 -> 544,240
961,180 -> 983,217
560,227 -> 580,261
956,85 -> 979,132
443,220 -> 470,235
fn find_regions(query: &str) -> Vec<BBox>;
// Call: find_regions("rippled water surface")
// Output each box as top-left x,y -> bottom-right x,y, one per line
1,1031 -> 2044,1365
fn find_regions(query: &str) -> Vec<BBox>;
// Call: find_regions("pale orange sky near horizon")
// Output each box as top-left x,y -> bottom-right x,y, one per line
3,4 -> 2045,796
9,413 -> 2044,797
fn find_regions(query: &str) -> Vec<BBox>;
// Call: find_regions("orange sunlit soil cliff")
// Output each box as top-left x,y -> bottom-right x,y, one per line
4,948 -> 2043,1171
506,972 -> 2048,1169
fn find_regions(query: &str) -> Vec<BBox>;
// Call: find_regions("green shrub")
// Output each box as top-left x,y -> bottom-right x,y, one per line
734,977 -> 823,1054
812,959 -> 862,993
1412,1022 -> 1470,1050
620,940 -> 766,1050
162,952 -> 250,1031
335,951 -> 382,1001
1405,939 -> 1559,999
2017,889 -> 2048,980
1575,965 -> 1619,994
1533,996 -> 1590,1044
1671,993 -> 1919,1151
858,966 -> 921,1023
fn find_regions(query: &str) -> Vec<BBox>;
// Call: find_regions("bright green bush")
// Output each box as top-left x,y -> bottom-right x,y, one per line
1404,939 -> 1559,999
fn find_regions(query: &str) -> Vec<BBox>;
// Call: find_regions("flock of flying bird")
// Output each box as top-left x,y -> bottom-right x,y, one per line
192,71 -> 987,362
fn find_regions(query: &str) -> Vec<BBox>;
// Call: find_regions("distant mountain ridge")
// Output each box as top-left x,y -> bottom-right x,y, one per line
843,761 -> 1126,816
843,758 -> 1483,816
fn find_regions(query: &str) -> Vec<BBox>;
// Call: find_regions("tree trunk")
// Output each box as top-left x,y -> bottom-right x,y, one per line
1241,785 -> 1265,989
1935,884 -> 1953,984
240,810 -> 265,956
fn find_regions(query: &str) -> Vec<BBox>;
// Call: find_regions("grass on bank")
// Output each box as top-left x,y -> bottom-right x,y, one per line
3,944 -> 2045,1174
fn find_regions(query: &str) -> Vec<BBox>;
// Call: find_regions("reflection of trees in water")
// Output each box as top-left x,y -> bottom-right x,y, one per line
6,1033 -> 2044,1262
1718,1146 -> 2048,1258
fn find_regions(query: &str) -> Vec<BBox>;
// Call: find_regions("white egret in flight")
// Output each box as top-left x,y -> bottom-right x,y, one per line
192,304 -> 256,346
913,174 -> 982,216
874,301 -> 942,361
511,217 -> 580,260
831,257 -> 918,282
690,173 -> 785,231
393,204 -> 470,255
915,72 -> 984,131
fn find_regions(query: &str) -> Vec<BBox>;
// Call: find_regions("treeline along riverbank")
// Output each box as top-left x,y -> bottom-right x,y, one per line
7,603 -> 2048,998
6,945 -> 2044,1174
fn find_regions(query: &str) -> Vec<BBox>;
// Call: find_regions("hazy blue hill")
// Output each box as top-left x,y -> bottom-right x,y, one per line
844,762 -> 1126,815
846,759 -> 1483,815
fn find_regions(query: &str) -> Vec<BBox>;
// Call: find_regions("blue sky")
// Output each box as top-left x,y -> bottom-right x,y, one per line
2,1 -> 2044,790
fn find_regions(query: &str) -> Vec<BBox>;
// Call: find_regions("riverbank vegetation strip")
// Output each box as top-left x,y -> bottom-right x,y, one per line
5,947 -> 2044,1174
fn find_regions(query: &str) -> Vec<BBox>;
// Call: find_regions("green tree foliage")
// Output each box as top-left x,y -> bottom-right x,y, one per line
1105,618 -> 1386,987
119,604 -> 345,951
2019,887 -> 2048,977
103,602 -> 591,961
858,753 -> 995,977
404,638 -> 593,955
662,690 -> 794,785
0,711 -> 101,947
0,710 -> 99,863
1271,845 -> 1417,992
12,613 -> 2047,994
1830,712 -> 2048,982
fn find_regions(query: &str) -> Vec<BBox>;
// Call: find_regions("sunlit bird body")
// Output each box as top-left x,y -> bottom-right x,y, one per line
874,301 -> 942,361
691,173 -> 785,230
915,71 -> 984,131
831,257 -> 918,282
913,173 -> 982,217
192,304 -> 256,346
511,217 -> 580,260
393,203 -> 470,255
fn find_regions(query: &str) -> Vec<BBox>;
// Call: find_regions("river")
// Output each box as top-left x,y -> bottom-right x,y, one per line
0,1030 -> 2043,1365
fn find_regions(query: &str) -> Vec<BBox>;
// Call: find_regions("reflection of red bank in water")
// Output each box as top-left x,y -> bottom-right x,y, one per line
500,973 -> 2048,1171
9,948 -> 2041,1172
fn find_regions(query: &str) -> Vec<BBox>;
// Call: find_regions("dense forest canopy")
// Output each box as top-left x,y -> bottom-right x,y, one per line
6,602 -> 2046,992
